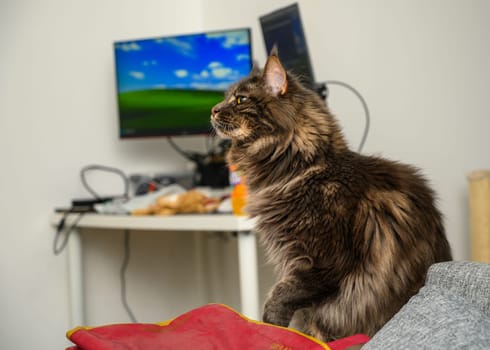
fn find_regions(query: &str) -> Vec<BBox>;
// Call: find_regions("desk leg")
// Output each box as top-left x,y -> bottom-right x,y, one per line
237,231 -> 260,320
67,228 -> 85,326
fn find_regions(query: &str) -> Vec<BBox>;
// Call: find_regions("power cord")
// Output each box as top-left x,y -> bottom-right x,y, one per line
80,164 -> 130,199
167,136 -> 230,163
166,137 -> 202,162
53,209 -> 85,255
121,230 -> 138,322
167,136 -> 231,187
324,80 -> 371,152
54,164 -> 130,254
54,165 -> 138,322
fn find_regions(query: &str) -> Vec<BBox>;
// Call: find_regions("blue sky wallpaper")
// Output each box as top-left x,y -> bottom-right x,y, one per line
114,29 -> 252,93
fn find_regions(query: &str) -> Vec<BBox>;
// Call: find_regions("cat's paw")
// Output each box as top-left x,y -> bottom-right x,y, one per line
262,303 -> 293,327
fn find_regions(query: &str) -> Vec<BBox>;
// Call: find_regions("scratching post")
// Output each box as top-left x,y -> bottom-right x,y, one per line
467,170 -> 490,263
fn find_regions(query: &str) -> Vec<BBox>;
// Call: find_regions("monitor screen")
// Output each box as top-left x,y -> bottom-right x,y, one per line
114,28 -> 252,138
260,3 -> 315,89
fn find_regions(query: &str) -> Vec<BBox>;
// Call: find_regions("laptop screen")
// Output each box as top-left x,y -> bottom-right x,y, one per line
260,3 -> 316,89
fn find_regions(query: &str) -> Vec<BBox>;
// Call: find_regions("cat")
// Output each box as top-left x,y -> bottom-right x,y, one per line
210,48 -> 452,341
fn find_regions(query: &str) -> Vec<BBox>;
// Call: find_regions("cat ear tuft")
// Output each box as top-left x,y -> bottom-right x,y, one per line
269,44 -> 279,57
263,48 -> 287,96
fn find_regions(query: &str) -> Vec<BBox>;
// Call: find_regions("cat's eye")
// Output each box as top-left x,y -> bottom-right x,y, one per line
236,96 -> 248,105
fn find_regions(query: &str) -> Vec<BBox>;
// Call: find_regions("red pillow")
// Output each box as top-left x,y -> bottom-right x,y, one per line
67,304 -> 369,350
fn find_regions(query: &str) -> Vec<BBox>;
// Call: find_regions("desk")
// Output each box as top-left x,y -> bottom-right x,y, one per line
50,213 -> 259,325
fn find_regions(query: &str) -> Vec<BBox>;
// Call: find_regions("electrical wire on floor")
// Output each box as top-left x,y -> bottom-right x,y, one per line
324,80 -> 371,153
121,230 -> 138,323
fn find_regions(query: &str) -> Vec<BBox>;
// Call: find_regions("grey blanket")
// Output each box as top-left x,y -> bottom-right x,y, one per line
363,261 -> 490,349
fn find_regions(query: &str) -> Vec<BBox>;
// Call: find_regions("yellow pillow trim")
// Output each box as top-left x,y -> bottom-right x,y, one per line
66,303 -> 331,350
212,303 -> 331,350
156,318 -> 173,327
66,325 -> 92,338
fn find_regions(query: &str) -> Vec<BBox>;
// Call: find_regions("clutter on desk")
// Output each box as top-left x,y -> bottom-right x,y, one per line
229,164 -> 248,216
93,184 -> 228,216
131,188 -> 222,216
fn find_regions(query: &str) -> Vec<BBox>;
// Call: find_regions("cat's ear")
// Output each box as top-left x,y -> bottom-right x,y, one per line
263,47 -> 287,96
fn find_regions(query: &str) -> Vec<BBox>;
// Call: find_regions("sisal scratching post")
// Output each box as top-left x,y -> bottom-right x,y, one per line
467,170 -> 490,263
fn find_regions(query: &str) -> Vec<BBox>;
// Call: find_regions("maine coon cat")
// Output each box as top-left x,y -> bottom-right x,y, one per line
210,49 -> 452,341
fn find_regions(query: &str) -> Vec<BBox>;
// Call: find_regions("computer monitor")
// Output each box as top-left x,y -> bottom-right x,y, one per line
114,28 -> 253,138
259,3 -> 317,91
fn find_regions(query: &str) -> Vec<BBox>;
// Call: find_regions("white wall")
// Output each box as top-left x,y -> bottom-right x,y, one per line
203,0 -> 490,259
0,1 -> 206,349
1,0 -> 489,349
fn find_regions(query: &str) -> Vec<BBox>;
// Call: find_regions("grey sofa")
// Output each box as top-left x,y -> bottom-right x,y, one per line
363,261 -> 490,349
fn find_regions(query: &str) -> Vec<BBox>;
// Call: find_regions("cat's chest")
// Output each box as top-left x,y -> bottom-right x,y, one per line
247,177 -> 340,229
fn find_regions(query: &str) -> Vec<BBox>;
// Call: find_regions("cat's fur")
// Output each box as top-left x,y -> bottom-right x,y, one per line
211,50 -> 452,341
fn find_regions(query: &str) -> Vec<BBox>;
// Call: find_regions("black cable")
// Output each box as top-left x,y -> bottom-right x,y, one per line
167,137 -> 194,161
53,210 -> 85,255
80,165 -> 130,199
167,137 -> 207,167
121,230 -> 138,323
54,165 -> 129,256
324,80 -> 371,152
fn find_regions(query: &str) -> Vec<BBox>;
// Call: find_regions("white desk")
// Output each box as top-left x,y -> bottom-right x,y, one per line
50,213 -> 259,325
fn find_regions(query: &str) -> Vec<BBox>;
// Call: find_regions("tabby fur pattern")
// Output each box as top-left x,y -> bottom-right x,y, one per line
210,49 -> 452,341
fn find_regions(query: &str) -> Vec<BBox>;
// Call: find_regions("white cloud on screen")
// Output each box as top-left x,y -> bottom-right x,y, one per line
211,67 -> 232,79
174,69 -> 189,78
208,61 -> 222,69
191,82 -> 231,90
236,54 -> 250,61
129,71 -> 145,80
206,30 -> 249,49
116,42 -> 142,52
188,61 -> 242,90
156,37 -> 195,57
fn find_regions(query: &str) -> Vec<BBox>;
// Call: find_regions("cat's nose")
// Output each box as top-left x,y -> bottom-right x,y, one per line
211,104 -> 222,116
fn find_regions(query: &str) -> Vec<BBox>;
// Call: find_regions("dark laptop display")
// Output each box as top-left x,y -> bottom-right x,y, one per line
260,3 -> 316,89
